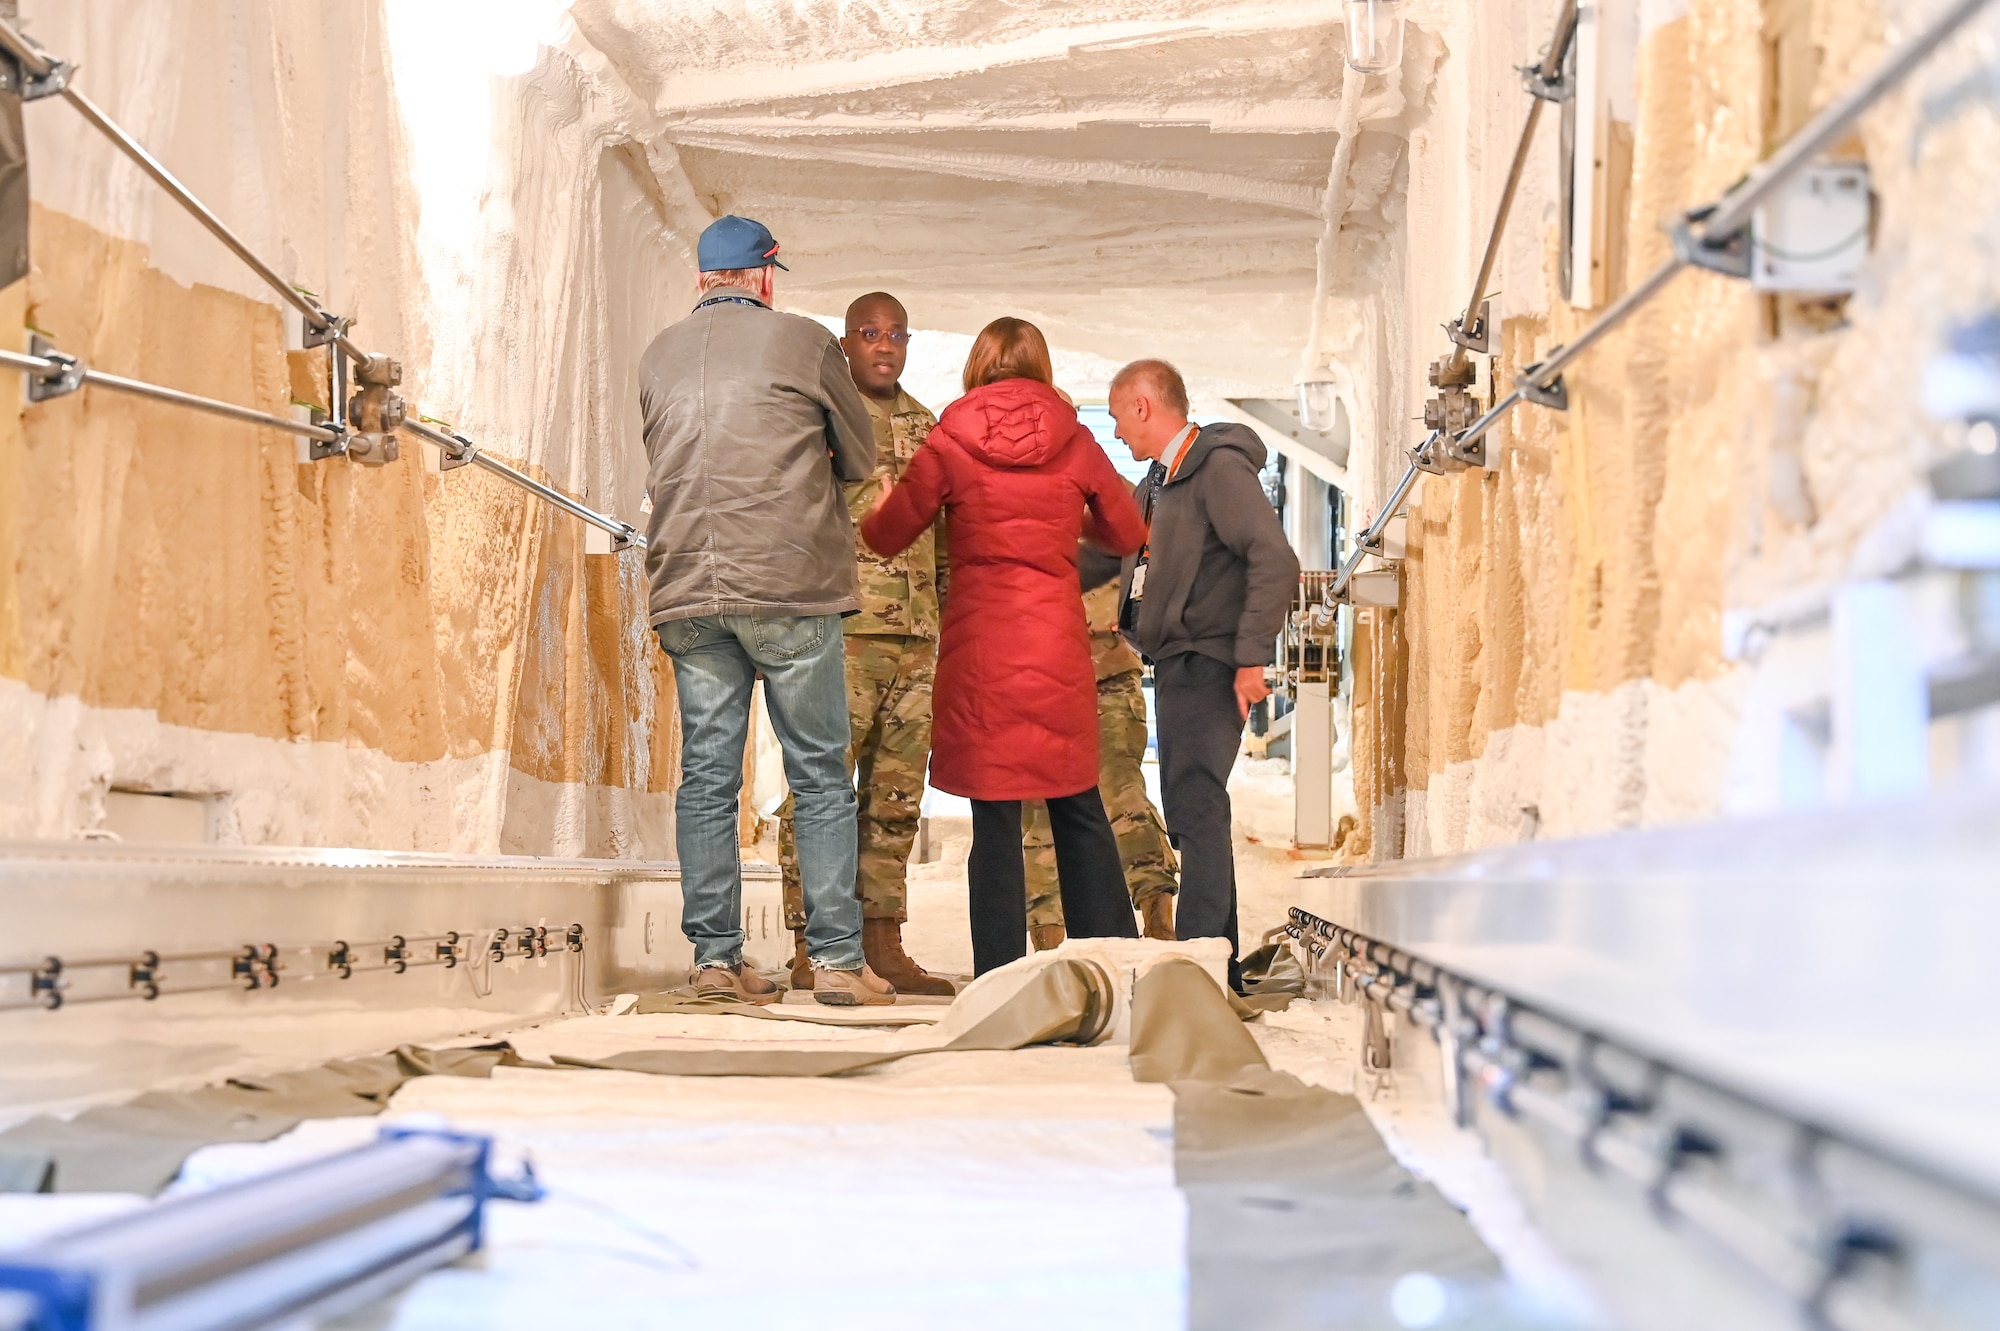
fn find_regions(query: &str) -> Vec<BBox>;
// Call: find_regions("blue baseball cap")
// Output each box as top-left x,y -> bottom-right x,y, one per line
697,215 -> 789,272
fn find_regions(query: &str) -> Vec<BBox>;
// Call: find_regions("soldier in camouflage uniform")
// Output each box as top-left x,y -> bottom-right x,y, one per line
1024,575 -> 1179,946
777,291 -> 956,996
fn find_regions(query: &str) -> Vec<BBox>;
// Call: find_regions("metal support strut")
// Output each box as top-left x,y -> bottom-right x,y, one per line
1339,0 -> 1998,603
0,14 -> 643,548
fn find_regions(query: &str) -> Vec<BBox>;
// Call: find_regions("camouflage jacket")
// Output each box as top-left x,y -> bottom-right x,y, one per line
1083,578 -> 1144,680
845,388 -> 947,638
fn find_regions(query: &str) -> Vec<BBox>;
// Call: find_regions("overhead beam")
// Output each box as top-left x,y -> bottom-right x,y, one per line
670,132 -> 1325,213
662,100 -> 1352,138
639,1 -> 1340,115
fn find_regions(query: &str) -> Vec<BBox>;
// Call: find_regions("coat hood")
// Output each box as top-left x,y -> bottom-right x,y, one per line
935,378 -> 1081,469
1171,421 -> 1267,482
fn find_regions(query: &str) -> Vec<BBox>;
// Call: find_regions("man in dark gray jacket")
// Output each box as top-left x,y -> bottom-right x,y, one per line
1108,358 -> 1299,992
638,215 -> 892,1007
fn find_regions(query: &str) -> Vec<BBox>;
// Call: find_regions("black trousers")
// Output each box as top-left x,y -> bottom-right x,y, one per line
968,789 -> 1138,976
1153,652 -> 1244,991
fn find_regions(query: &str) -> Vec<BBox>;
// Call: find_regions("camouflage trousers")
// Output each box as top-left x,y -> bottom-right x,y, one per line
1025,669 -> 1178,931
780,634 -> 934,927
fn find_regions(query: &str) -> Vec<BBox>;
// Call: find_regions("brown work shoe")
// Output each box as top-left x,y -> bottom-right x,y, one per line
691,963 -> 780,1006
1140,894 -> 1175,942
813,964 -> 897,1007
789,930 -> 813,991
1029,923 -> 1067,952
862,918 -> 956,996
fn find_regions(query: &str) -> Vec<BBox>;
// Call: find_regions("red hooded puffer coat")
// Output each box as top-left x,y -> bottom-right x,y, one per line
861,378 -> 1147,800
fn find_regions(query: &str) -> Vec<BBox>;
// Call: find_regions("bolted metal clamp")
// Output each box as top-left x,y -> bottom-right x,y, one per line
347,355 -> 405,466
385,935 -> 409,975
1670,203 -> 1753,281
25,334 -> 85,403
328,941 -> 354,980
30,956 -> 64,1010
233,943 -> 280,990
0,51 -> 75,102
1447,301 -> 1492,355
1520,60 -> 1574,103
565,924 -> 586,953
438,931 -> 461,968
1516,361 -> 1571,412
128,950 -> 161,1001
1408,431 -> 1459,476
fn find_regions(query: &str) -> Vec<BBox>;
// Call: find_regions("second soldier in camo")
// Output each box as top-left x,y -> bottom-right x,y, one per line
777,291 -> 957,996
1022,570 -> 1179,948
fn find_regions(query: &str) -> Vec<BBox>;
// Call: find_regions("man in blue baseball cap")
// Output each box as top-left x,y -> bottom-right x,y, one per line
639,215 -> 894,1007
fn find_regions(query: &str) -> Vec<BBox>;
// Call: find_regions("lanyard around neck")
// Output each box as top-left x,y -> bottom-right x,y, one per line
1164,423 -> 1199,480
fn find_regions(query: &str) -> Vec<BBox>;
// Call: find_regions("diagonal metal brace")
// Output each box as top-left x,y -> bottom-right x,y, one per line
25,335 -> 85,402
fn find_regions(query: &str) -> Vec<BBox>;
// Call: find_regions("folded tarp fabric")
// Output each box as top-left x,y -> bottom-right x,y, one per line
1126,959 -> 1501,1327
555,957 -> 1115,1077
0,1045 -> 512,1195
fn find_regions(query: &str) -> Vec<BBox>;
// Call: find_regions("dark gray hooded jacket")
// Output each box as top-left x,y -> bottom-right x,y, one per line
638,286 -> 875,625
1118,422 -> 1299,667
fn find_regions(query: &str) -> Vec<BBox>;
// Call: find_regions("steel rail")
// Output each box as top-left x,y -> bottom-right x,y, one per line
1284,907 -> 1986,1331
1338,0 -> 1999,600
0,14 -> 643,549
0,346 -> 341,442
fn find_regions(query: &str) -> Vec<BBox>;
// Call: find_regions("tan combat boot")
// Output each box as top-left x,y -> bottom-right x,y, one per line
862,918 -> 957,996
1029,923 -> 1067,952
1140,894 -> 1175,941
691,963 -> 780,1006
813,964 -> 897,1007
789,930 -> 813,991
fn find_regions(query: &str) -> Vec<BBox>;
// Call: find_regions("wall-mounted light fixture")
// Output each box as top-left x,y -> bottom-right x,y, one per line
1297,378 -> 1343,433
1344,0 -> 1405,75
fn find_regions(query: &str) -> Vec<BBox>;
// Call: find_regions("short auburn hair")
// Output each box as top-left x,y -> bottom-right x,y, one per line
962,316 -> 1054,393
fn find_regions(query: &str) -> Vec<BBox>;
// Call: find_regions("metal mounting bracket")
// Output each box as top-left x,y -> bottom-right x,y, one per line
611,525 -> 643,552
1670,204 -> 1753,280
438,429 -> 476,472
24,335 -> 85,403
1409,434 -> 1458,475
1517,362 -> 1571,412
1447,301 -> 1492,354
305,409 -> 349,462
300,307 -> 348,350
1444,432 -> 1489,469
1520,62 -> 1574,103
0,52 -> 75,101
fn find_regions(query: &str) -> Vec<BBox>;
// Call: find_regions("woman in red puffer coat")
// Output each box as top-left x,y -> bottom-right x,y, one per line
861,317 -> 1148,975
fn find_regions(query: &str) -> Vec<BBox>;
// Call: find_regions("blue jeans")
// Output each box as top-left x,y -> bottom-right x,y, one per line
658,614 -> 862,971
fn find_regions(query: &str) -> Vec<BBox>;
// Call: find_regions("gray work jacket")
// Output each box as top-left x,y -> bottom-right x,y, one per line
1119,422 -> 1300,667
638,287 -> 876,625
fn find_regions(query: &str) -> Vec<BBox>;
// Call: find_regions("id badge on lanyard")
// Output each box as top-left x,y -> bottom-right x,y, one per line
1130,432 -> 1193,601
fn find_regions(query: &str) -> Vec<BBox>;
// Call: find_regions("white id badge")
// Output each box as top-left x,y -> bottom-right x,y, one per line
1129,561 -> 1148,600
